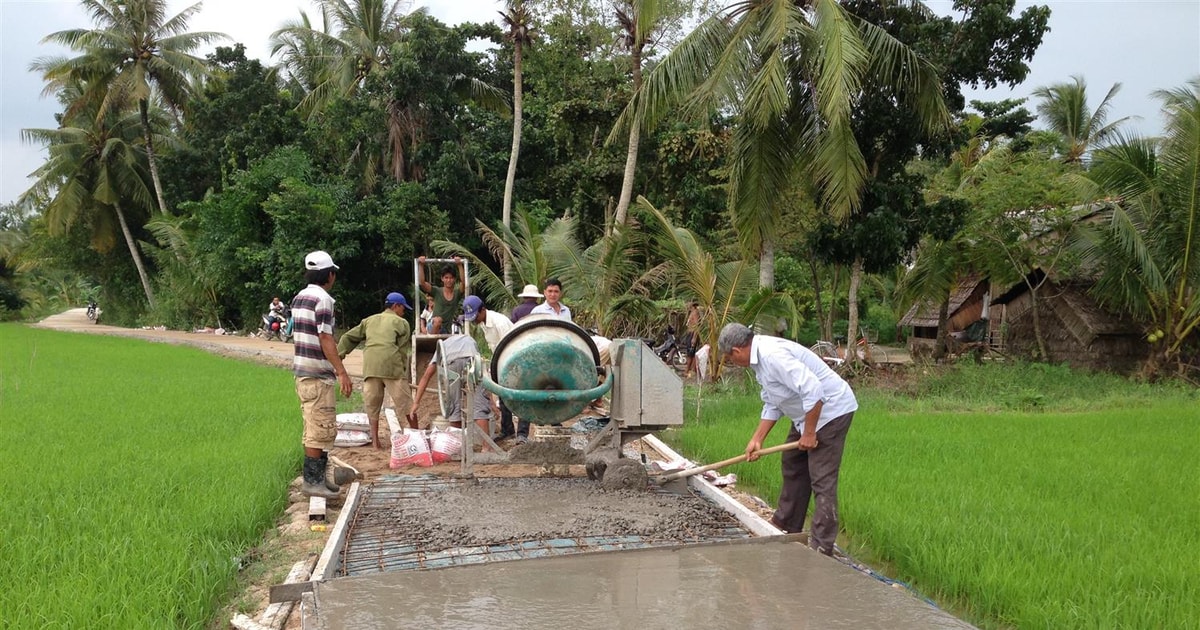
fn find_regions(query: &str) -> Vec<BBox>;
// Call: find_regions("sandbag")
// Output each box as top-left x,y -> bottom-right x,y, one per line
390,428 -> 433,468
429,427 -> 463,463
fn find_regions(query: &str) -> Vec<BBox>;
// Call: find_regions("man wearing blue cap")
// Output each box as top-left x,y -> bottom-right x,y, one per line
337,292 -> 413,449
461,295 -> 517,440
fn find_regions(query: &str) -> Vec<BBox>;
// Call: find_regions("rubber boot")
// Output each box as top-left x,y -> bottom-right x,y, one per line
301,456 -> 339,499
319,452 -> 341,493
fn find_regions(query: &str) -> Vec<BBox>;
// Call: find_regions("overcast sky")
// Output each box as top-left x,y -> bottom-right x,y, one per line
2,0 -> 1198,205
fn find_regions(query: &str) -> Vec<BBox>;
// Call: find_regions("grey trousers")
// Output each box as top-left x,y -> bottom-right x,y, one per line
773,411 -> 854,554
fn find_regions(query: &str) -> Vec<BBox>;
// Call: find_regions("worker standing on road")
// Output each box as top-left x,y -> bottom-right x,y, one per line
718,322 -> 858,556
530,277 -> 571,321
412,334 -> 496,452
291,251 -> 353,500
461,295 -> 516,440
337,292 -> 413,447
510,284 -> 542,323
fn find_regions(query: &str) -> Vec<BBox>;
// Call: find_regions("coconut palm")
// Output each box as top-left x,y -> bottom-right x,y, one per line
270,7 -> 338,94
1073,79 -> 1200,378
499,1 -> 536,289
614,0 -> 947,288
610,0 -> 664,232
636,196 -> 795,377
33,0 -> 225,217
1033,75 -> 1132,164
432,207 -> 660,334
22,99 -> 158,306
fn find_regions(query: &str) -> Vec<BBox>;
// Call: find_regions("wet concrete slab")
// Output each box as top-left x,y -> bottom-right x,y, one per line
312,538 -> 975,629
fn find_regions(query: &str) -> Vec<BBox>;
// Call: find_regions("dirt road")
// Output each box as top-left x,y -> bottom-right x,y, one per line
35,308 -> 364,376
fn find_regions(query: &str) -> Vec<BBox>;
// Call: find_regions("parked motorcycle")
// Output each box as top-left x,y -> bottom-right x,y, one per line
652,325 -> 690,369
86,300 -> 100,324
261,308 -> 293,342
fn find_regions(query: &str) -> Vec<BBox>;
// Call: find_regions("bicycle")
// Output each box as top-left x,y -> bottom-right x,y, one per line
810,330 -> 889,366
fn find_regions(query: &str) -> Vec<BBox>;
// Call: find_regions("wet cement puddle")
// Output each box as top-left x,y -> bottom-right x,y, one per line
314,538 -> 977,629
336,475 -> 749,577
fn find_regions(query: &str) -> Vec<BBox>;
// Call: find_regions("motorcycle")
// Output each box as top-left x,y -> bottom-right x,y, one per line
652,325 -> 690,369
86,300 -> 100,324
261,308 -> 293,342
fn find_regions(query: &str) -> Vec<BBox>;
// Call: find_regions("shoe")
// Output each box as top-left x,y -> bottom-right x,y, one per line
300,456 -> 339,499
319,453 -> 341,493
515,434 -> 528,445
769,517 -> 789,533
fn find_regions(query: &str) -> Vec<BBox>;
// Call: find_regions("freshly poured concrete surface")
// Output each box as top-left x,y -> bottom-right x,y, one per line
313,539 -> 975,629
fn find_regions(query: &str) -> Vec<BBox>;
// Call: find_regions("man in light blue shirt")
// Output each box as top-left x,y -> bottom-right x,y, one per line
718,323 -> 857,555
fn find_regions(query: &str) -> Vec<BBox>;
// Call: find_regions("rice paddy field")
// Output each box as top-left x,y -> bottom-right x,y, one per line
668,363 -> 1200,630
0,324 -> 298,628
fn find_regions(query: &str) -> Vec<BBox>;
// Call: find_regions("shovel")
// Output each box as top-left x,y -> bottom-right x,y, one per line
652,440 -> 802,493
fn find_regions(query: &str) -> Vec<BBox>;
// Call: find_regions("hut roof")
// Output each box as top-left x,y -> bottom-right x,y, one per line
899,274 -> 987,328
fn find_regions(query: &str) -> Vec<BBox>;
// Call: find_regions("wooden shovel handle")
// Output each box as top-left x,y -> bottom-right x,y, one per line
657,440 -> 801,482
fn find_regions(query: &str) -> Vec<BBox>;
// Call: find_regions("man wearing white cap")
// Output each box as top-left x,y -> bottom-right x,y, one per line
291,250 -> 352,499
510,284 -> 542,323
337,292 -> 414,447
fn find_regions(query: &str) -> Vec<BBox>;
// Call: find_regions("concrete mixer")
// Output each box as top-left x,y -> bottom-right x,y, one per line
481,316 -> 684,473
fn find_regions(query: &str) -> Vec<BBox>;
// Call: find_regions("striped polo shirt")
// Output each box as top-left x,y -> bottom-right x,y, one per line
292,284 -> 336,379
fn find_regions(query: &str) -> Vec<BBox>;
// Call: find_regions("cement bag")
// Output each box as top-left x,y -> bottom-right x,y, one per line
390,428 -> 433,468
429,427 -> 463,463
334,429 -> 371,448
336,412 -> 371,432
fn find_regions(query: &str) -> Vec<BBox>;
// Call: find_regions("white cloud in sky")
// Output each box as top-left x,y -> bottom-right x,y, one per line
3,0 -> 1198,205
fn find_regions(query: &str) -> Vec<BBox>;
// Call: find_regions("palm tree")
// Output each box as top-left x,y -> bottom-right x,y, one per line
1033,75 -> 1132,164
271,0 -> 410,114
22,98 -> 158,306
614,0 -> 947,289
270,7 -> 338,94
499,0 -> 535,289
1074,79 -> 1200,378
637,196 -> 795,378
611,0 -> 663,232
33,0 -> 225,217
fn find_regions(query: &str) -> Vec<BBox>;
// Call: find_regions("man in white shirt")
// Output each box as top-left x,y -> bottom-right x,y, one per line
529,277 -> 572,321
461,295 -> 517,440
718,322 -> 858,556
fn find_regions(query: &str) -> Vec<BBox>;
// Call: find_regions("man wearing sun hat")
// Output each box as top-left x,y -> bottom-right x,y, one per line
291,250 -> 352,499
338,291 -> 414,447
510,284 -> 542,323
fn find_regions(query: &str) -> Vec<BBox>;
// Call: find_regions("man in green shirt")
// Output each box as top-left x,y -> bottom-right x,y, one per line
337,292 -> 413,449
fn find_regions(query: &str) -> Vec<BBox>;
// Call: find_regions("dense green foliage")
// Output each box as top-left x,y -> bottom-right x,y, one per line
667,363 -> 1200,629
0,325 -> 297,628
6,0 -> 1195,373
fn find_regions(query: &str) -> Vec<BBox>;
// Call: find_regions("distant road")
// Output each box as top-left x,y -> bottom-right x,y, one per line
34,308 -> 365,377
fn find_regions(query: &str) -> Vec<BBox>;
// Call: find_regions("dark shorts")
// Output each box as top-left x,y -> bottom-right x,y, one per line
686,331 -> 700,357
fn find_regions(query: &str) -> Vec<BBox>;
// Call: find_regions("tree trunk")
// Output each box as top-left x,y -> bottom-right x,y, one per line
932,295 -> 951,361
388,100 -> 407,182
501,40 -> 524,290
845,257 -> 863,363
114,200 -> 156,307
759,237 -> 776,289
140,100 -> 170,217
1029,287 -> 1047,360
807,257 -> 827,340
612,46 -> 643,232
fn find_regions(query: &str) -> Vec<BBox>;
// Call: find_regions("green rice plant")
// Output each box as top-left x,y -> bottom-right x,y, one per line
666,364 -> 1200,629
0,325 -> 301,629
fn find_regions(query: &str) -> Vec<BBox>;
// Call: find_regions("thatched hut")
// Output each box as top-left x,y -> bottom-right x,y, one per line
992,275 -> 1147,373
898,274 -> 993,357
